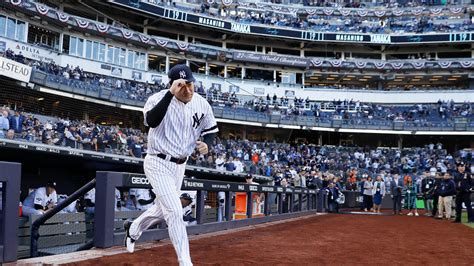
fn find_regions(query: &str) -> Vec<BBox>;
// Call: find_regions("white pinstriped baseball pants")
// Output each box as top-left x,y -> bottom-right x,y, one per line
129,154 -> 192,266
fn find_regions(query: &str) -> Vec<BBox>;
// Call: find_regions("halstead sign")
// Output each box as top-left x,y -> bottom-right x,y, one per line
0,56 -> 31,83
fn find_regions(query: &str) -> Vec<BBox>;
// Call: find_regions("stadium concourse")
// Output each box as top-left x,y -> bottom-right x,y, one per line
12,213 -> 474,265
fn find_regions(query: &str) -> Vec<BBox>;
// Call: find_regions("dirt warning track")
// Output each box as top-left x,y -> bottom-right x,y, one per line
62,213 -> 474,265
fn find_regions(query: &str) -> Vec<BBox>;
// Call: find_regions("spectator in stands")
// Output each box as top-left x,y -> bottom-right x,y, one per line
404,175 -> 419,216
421,171 -> 435,217
65,125 -> 79,148
41,123 -> 54,145
437,172 -> 456,220
81,128 -> 94,150
233,157 -> 244,173
215,153 -> 226,171
390,173 -> 403,215
432,172 -> 443,218
363,176 -> 374,212
224,157 -> 236,172
22,181 -> 58,217
9,110 -> 24,134
128,135 -> 144,158
372,175 -> 385,213
0,110 -> 9,138
5,129 -> 15,140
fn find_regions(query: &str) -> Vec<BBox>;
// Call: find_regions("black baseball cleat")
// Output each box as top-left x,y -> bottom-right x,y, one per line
452,220 -> 461,223
123,220 -> 136,253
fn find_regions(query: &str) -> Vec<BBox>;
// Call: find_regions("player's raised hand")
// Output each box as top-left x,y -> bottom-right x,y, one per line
196,141 -> 208,155
170,79 -> 187,95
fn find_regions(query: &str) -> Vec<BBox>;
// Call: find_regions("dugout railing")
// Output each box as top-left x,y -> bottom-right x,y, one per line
93,171 -> 318,248
0,161 -> 21,263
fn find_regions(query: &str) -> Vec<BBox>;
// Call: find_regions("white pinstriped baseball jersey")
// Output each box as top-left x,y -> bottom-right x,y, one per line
143,90 -> 218,158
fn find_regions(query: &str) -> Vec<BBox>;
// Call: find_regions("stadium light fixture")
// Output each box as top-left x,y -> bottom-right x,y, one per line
215,118 -> 261,127
120,105 -> 143,111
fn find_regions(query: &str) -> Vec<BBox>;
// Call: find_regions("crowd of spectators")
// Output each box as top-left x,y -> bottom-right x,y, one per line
2,102 -> 473,175
228,94 -> 473,125
176,0 -> 467,9
190,138 -> 473,216
190,137 -> 474,180
0,106 -> 148,158
183,1 -> 473,34
3,49 -> 166,103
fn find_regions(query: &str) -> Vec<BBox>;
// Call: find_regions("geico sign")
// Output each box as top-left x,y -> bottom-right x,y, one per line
131,176 -> 150,185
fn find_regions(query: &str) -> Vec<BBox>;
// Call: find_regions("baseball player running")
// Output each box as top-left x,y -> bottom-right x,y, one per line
124,64 -> 218,266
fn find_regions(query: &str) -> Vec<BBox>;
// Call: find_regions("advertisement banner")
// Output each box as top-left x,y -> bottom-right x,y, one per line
121,174 -> 314,194
0,56 -> 32,82
1,38 -> 59,63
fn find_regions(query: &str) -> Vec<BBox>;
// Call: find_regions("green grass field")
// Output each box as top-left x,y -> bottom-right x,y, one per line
462,212 -> 474,228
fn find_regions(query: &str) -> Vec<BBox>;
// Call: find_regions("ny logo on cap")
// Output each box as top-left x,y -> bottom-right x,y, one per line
179,70 -> 187,79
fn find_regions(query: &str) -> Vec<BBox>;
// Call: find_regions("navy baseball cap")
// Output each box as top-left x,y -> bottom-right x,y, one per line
180,193 -> 193,202
168,64 -> 195,84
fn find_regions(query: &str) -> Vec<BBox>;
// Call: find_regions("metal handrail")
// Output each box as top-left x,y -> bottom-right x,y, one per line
30,179 -> 97,258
